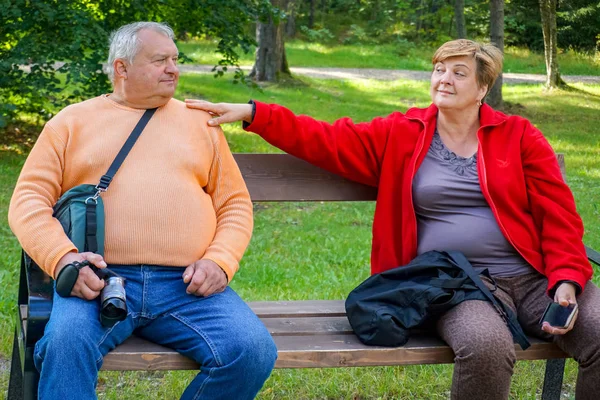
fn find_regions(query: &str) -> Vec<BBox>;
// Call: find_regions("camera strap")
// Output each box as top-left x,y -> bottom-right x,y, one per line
84,107 -> 158,254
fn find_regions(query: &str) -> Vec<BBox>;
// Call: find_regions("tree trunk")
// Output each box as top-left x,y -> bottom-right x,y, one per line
309,0 -> 315,29
487,0 -> 504,108
539,0 -> 565,89
454,0 -> 466,38
250,0 -> 292,82
285,1 -> 296,37
415,0 -> 425,39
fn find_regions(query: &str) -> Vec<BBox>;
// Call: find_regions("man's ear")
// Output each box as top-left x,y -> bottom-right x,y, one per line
114,59 -> 128,79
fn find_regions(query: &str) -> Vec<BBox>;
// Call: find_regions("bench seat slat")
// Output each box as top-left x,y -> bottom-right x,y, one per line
248,300 -> 346,317
102,332 -> 567,370
263,316 -> 352,335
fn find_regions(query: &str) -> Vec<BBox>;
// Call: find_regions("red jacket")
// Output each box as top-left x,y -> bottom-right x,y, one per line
247,101 -> 592,293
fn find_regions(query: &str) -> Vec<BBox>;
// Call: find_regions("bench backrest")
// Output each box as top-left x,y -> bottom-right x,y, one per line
233,153 -> 567,201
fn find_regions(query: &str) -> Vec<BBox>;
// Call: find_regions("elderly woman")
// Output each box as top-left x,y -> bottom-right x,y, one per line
186,39 -> 600,399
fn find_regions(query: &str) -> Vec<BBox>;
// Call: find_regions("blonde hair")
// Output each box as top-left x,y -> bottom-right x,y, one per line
432,39 -> 503,95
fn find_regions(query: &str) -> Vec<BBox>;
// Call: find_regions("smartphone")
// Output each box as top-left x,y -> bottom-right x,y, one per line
539,302 -> 578,329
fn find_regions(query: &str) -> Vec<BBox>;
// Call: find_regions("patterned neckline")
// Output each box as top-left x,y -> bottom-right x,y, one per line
429,130 -> 478,176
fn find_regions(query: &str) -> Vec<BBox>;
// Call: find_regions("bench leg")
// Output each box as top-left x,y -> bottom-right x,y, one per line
541,358 -> 565,400
8,329 -> 24,400
22,345 -> 40,400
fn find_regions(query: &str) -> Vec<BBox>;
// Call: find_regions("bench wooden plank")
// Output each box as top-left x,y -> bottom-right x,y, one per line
248,300 -> 346,317
234,154 -> 377,201
102,332 -> 567,370
97,298 -> 569,371
21,298 -> 569,371
273,335 -> 568,367
262,316 -> 352,335
233,153 -> 567,202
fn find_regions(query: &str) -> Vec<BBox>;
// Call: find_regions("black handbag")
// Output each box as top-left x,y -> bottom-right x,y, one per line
345,250 -> 531,349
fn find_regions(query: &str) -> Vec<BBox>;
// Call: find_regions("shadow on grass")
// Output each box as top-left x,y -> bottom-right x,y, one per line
560,83 -> 600,99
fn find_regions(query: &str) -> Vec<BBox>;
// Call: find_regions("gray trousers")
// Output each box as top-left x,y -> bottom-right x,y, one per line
436,272 -> 600,400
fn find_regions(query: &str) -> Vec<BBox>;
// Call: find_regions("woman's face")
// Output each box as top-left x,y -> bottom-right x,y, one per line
430,55 -> 487,112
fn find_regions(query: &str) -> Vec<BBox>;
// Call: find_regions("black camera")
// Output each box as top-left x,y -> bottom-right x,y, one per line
55,260 -> 128,327
95,267 -> 128,327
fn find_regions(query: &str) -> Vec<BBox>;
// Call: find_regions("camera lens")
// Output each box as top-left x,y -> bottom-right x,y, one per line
100,276 -> 127,327
100,298 -> 128,327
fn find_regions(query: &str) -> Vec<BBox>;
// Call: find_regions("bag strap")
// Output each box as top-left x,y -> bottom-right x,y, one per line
96,107 -> 158,192
83,107 -> 157,254
444,251 -> 531,350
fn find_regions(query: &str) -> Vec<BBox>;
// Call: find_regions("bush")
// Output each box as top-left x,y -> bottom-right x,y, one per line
395,37 -> 417,57
299,26 -> 335,43
342,25 -> 370,45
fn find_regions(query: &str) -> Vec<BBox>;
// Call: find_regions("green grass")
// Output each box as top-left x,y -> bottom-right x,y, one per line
178,39 -> 600,76
1,74 -> 599,399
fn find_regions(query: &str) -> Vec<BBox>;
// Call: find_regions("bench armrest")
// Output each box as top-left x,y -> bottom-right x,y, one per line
587,245 -> 600,267
19,251 -> 54,345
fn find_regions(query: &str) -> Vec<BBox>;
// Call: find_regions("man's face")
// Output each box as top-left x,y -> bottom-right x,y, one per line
122,29 -> 179,104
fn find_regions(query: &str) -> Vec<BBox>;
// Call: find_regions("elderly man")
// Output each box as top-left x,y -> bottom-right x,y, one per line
8,21 -> 277,399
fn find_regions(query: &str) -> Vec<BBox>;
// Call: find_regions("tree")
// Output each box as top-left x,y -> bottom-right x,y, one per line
454,0 -> 467,38
539,0 -> 566,89
250,0 -> 292,82
487,0 -> 504,108
0,0 -> 272,129
309,0 -> 316,29
285,1 -> 297,37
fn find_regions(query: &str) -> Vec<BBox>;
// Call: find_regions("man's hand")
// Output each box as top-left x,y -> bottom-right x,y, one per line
541,282 -> 579,335
185,100 -> 253,126
182,259 -> 228,297
55,252 -> 107,300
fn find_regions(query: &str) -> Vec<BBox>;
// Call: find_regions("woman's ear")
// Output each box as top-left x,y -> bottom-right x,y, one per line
479,84 -> 489,100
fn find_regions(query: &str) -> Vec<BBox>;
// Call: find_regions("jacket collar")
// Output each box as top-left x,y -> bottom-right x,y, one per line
404,103 -> 509,130
479,103 -> 509,128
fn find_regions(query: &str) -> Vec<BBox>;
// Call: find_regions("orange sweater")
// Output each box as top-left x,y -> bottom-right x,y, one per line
8,95 -> 253,280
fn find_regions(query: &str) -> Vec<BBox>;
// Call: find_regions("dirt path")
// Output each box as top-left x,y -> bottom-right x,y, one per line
178,64 -> 600,84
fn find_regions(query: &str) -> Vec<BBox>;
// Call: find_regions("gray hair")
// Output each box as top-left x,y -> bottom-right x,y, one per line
106,22 -> 175,82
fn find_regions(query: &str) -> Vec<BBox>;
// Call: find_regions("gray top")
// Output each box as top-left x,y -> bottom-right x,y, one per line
412,131 -> 535,277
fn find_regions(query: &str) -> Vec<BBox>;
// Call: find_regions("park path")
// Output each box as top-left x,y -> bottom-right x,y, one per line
178,64 -> 600,84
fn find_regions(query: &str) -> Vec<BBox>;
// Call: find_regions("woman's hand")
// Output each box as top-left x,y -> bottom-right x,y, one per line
185,100 -> 253,126
541,282 -> 579,335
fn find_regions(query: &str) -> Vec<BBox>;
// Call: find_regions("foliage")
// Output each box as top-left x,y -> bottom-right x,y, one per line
299,25 -> 335,42
286,0 -> 599,54
557,0 -> 600,52
505,0 -> 600,52
0,0 -> 273,129
342,24 -> 371,45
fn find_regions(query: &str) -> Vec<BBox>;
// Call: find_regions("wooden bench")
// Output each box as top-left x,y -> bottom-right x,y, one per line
9,153 -> 600,400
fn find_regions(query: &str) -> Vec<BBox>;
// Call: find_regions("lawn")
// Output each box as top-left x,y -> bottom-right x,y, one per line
177,39 -> 600,76
1,74 -> 599,398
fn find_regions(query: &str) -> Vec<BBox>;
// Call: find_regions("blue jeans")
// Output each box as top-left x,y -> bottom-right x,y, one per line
34,265 -> 277,400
